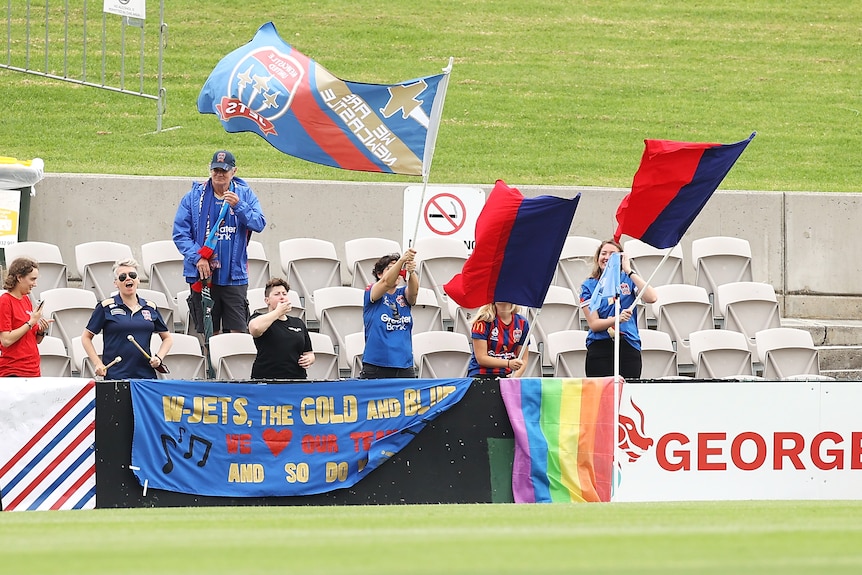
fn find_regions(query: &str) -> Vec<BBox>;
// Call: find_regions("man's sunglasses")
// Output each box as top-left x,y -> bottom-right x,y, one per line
117,272 -> 138,282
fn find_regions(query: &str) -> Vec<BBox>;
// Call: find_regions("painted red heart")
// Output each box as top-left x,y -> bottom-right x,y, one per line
262,428 -> 292,457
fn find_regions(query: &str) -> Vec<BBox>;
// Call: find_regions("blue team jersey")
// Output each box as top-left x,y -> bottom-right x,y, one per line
362,285 -> 414,369
579,275 -> 642,351
467,314 -> 530,377
85,294 -> 169,379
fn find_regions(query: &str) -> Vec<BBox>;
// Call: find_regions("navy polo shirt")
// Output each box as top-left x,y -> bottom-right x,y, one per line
85,294 -> 169,380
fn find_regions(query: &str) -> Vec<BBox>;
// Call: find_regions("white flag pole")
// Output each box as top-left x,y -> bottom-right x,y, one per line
627,249 -> 673,311
409,57 -> 454,249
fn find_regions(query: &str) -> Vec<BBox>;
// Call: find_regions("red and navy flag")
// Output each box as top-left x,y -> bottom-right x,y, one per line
197,22 -> 450,176
614,133 -> 755,249
444,180 -> 580,309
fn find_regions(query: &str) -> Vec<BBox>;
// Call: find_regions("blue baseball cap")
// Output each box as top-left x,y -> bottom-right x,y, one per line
210,150 -> 236,170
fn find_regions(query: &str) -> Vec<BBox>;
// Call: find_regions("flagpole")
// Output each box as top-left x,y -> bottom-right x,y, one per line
612,295 -> 621,502
409,57 -> 454,250
626,249 -> 673,311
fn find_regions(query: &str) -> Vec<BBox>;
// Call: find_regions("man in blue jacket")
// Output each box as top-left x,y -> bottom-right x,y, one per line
173,150 -> 266,334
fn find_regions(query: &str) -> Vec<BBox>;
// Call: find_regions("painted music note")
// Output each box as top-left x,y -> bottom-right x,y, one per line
160,434 -> 177,474
178,427 -> 186,443
183,435 -> 212,467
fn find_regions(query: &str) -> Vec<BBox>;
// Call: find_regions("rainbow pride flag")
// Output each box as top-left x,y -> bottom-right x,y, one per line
499,377 -> 618,503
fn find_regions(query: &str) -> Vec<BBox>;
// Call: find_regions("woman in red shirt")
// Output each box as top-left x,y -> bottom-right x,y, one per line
0,257 -> 50,377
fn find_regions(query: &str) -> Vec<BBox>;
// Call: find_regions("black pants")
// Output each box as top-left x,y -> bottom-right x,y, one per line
359,363 -> 417,379
585,338 -> 642,379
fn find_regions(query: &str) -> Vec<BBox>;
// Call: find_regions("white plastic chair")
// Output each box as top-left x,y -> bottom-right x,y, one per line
651,284 -> 713,371
163,332 -> 206,379
447,297 -> 480,338
532,285 -> 581,367
553,236 -> 601,294
717,282 -> 781,356
279,238 -> 341,322
41,287 -> 99,355
639,329 -> 678,379
343,331 -> 365,378
306,332 -> 339,380
5,241 -> 68,303
411,287 -> 444,333
75,241 -> 135,300
344,237 -> 401,289
624,239 -> 685,287
755,328 -> 822,380
520,335 -> 543,378
71,333 -> 102,378
544,330 -> 587,379
412,331 -> 472,379
208,333 -> 257,380
313,286 -> 365,370
141,240 -> 186,312
689,329 -> 754,379
38,335 -> 73,377
414,237 -> 468,321
247,240 -> 271,290
625,240 -> 685,326
691,236 -> 753,320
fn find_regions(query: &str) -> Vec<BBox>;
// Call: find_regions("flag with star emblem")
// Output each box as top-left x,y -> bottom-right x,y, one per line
198,22 -> 452,177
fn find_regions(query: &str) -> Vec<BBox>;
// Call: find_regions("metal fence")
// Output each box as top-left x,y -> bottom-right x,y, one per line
2,0 -> 166,131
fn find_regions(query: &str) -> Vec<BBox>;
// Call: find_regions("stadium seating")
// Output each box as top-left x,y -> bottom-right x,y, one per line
691,236 -> 753,321
755,327 -> 824,380
651,284 -> 713,371
306,332 -> 339,380
413,237 -> 468,321
75,241 -> 135,300
4,241 -> 68,303
344,237 -> 401,289
279,238 -> 341,322
38,335 -> 73,377
412,331 -> 472,379
553,236 -> 601,294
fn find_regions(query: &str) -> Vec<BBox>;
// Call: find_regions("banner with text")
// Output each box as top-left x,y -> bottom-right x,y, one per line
130,378 -> 472,497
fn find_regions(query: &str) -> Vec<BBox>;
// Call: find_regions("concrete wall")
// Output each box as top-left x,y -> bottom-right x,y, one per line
15,173 -> 862,320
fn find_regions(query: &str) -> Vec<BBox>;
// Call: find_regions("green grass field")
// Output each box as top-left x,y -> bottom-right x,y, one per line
2,501 -> 862,574
1,0 -> 860,191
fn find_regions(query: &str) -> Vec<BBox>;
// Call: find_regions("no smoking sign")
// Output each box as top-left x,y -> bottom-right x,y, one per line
424,193 -> 466,236
403,186 -> 485,252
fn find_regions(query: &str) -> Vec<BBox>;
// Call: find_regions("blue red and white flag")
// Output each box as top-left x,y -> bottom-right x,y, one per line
443,180 -> 580,309
614,133 -> 755,249
198,22 -> 451,177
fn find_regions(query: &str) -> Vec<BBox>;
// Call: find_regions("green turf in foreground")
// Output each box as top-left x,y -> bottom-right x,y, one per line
1,501 -> 861,574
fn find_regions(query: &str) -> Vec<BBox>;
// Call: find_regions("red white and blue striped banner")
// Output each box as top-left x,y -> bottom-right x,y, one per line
0,378 -> 96,511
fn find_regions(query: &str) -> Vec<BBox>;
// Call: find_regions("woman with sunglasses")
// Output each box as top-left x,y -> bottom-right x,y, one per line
360,249 -> 418,379
0,257 -> 51,377
82,258 -> 173,379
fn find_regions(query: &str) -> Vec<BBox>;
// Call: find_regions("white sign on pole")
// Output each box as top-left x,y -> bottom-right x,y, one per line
402,186 -> 485,254
0,189 -> 22,248
103,0 -> 146,20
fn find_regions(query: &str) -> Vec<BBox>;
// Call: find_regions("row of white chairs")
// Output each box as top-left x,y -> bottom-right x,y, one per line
555,235 -> 754,319
24,276 -> 782,380
543,327 -> 828,381
38,324 -> 824,382
4,239 -> 271,309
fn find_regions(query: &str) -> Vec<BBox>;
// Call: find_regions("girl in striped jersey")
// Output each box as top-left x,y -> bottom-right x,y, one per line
467,302 -> 530,379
